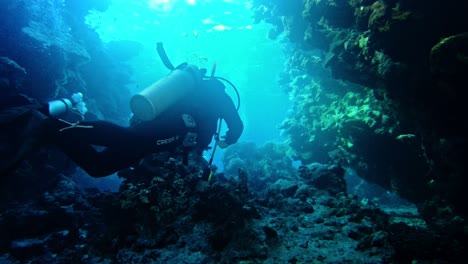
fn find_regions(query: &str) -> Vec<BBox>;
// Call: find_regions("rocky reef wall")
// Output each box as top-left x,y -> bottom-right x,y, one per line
252,0 -> 468,219
0,0 -> 131,123
1,143 -> 465,262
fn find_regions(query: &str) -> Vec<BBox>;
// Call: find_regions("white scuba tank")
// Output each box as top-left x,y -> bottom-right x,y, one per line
47,92 -> 87,117
48,98 -> 72,117
130,64 -> 201,121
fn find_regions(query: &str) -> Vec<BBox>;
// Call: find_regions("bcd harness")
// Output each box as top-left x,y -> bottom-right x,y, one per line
156,42 -> 241,181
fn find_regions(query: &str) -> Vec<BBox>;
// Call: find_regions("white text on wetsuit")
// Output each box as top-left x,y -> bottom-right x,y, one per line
157,136 -> 178,146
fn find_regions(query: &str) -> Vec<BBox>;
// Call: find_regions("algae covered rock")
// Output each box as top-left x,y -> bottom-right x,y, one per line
223,142 -> 297,191
298,163 -> 346,195
0,57 -> 27,95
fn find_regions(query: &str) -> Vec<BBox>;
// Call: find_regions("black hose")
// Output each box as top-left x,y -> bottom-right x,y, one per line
156,43 -> 240,111
214,76 -> 241,111
156,42 -> 175,70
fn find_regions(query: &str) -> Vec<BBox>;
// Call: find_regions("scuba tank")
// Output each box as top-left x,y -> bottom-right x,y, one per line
47,92 -> 87,117
129,42 -> 239,121
130,63 -> 202,121
48,98 -> 72,117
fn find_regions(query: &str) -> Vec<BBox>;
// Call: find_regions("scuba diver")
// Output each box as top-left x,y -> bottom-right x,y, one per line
0,44 -> 243,178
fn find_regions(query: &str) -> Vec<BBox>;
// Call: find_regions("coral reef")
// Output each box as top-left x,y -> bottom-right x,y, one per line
0,57 -> 27,95
1,0 -> 468,262
0,0 -> 134,123
251,0 -> 468,223
223,142 -> 297,191
2,142 -> 465,262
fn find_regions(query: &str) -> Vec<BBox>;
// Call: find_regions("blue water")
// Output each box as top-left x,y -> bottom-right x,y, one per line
0,0 -> 291,189
85,0 -> 290,144
2,2 -> 440,262
82,0 -> 291,185
0,0 -> 410,198
0,0 -> 411,203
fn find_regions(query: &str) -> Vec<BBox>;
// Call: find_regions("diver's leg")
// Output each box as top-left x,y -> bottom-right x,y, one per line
51,120 -> 135,147
51,120 -> 150,177
56,138 -> 147,178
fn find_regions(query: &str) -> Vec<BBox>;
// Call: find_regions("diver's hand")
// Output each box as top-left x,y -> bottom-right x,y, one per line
216,140 -> 229,149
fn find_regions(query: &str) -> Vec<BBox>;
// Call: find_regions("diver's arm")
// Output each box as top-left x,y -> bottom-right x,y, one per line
220,92 -> 243,145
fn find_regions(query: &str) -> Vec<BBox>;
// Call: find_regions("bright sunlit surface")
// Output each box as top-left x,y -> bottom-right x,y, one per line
85,0 -> 290,146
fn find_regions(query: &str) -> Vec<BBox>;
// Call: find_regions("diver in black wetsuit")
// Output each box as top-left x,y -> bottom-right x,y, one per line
50,77 -> 243,177
0,76 -> 243,178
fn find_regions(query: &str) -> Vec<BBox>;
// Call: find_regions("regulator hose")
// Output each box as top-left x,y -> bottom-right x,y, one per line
156,42 -> 175,70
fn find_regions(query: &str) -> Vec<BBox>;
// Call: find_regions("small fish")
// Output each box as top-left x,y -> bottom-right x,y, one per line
213,24 -> 231,31
396,134 -> 416,141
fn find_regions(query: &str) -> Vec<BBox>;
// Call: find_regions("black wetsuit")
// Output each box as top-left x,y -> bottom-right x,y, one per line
50,78 -> 243,177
